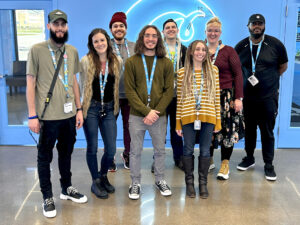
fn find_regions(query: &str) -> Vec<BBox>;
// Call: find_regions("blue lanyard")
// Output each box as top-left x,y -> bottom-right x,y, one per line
193,68 -> 204,109
113,38 -> 130,58
249,38 -> 263,74
48,45 -> 69,97
141,54 -> 157,106
99,61 -> 109,106
113,39 -> 130,72
165,42 -> 178,72
211,44 -> 220,65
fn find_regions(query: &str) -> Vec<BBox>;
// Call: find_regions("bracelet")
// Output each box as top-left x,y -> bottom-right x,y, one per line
28,115 -> 38,119
76,108 -> 83,112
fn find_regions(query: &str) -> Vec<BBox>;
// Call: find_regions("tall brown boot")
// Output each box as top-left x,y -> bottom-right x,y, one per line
198,156 -> 210,199
182,156 -> 195,198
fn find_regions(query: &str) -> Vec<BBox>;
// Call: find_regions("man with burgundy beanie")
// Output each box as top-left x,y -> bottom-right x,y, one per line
108,12 -> 135,171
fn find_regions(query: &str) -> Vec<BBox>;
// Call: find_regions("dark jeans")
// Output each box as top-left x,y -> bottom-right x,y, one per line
37,116 -> 76,200
118,99 -> 131,156
182,122 -> 215,157
244,97 -> 278,164
83,100 -> 116,180
166,97 -> 183,161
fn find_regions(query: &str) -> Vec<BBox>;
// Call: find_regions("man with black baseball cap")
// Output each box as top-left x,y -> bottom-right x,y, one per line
26,9 -> 87,218
235,14 -> 288,181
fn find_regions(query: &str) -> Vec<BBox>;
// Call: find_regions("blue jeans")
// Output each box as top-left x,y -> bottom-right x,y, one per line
83,100 -> 117,180
182,122 -> 215,157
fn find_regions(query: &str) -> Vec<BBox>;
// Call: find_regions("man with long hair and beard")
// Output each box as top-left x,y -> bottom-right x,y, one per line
235,14 -> 288,181
124,25 -> 174,200
26,9 -> 87,218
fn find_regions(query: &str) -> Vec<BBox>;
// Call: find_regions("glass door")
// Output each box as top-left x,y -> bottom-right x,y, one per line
278,0 -> 300,148
0,2 -> 51,145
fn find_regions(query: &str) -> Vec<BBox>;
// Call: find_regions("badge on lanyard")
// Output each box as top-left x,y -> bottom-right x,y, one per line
194,119 -> 201,130
64,102 -> 73,113
249,37 -> 263,87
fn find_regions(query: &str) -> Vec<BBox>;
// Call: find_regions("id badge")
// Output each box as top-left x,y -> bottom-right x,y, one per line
194,120 -> 201,130
64,102 -> 73,113
248,74 -> 259,86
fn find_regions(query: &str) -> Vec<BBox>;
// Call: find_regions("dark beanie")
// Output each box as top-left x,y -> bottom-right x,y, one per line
109,12 -> 127,28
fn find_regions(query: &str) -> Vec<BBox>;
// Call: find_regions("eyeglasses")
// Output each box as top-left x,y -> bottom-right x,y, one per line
144,34 -> 158,39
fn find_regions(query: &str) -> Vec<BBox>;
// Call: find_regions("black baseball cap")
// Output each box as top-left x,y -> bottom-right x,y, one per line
248,14 -> 265,25
48,9 -> 68,23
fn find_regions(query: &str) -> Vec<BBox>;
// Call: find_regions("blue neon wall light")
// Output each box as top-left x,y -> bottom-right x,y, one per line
125,0 -> 216,45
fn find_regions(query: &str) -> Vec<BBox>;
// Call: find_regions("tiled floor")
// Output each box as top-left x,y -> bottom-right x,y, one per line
0,146 -> 299,225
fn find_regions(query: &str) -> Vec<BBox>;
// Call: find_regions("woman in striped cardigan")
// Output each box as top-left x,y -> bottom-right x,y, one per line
176,40 -> 221,198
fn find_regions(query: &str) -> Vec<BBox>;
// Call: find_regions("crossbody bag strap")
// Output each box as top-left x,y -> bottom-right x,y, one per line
40,49 -> 65,119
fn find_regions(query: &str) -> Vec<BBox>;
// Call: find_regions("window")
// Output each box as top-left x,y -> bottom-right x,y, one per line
15,10 -> 45,61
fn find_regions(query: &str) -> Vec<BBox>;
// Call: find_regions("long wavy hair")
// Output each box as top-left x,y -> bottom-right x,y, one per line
181,40 -> 216,102
134,25 -> 166,58
87,28 -> 119,76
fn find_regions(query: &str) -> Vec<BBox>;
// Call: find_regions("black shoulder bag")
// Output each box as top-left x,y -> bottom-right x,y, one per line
40,49 -> 65,119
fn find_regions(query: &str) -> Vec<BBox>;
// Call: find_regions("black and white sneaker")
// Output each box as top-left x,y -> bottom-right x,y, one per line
120,153 -> 130,170
129,184 -> 141,200
42,197 -> 56,218
108,158 -> 118,172
264,164 -> 277,181
60,186 -> 88,203
237,156 -> 255,171
155,180 -> 172,196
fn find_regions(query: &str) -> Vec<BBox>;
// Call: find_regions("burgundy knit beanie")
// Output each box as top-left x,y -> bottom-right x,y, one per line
109,12 -> 127,28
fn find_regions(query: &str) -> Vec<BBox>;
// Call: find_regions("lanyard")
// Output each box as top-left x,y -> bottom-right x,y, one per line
211,44 -> 221,64
113,39 -> 130,72
99,61 -> 109,106
113,38 -> 130,58
193,68 -> 204,109
249,38 -> 263,74
165,42 -> 178,72
141,54 -> 157,106
48,45 -> 69,97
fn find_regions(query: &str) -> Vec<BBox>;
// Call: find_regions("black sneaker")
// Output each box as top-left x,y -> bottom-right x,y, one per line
108,158 -> 118,172
264,164 -> 277,181
42,197 -> 56,218
129,184 -> 141,200
155,180 -> 172,196
60,186 -> 88,203
120,153 -> 130,170
151,161 -> 154,173
237,156 -> 255,171
101,175 -> 115,193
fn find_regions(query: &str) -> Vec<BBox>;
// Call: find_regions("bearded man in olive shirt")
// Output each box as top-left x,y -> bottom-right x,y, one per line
124,25 -> 174,200
26,9 -> 87,218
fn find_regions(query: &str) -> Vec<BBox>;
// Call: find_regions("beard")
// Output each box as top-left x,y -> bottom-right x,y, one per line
50,29 -> 69,44
249,27 -> 265,39
112,31 -> 126,41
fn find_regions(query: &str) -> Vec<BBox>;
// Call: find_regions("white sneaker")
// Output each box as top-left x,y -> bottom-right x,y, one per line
42,197 -> 56,218
155,180 -> 172,196
129,184 -> 141,200
60,186 -> 88,203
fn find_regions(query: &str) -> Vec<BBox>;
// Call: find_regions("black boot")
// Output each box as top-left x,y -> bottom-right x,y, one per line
101,175 -> 115,193
198,156 -> 210,199
91,178 -> 108,199
182,156 -> 195,198
175,155 -> 184,171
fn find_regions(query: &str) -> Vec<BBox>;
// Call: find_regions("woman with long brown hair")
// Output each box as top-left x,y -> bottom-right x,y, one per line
79,28 -> 121,199
176,40 -> 221,198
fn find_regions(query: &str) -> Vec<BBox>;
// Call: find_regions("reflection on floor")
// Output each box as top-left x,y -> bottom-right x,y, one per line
6,87 -> 28,125
0,146 -> 299,225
